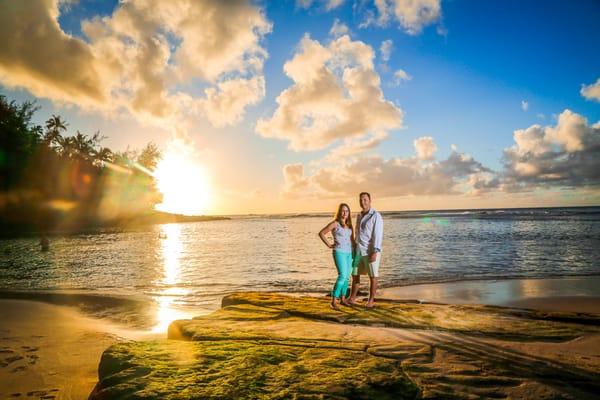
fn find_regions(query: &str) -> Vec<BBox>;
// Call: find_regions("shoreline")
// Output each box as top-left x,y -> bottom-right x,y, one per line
1,276 -> 599,399
0,275 -> 599,325
379,275 -> 600,314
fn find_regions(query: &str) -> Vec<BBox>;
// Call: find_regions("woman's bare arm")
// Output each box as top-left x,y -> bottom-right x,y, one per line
318,221 -> 338,249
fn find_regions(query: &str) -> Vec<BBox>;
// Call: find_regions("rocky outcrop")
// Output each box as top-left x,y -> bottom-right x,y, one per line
90,293 -> 600,399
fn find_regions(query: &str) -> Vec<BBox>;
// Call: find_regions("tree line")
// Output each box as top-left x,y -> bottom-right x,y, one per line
0,94 -> 163,234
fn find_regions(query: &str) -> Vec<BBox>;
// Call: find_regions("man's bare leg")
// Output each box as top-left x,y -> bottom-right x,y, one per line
365,277 -> 378,308
348,275 -> 360,304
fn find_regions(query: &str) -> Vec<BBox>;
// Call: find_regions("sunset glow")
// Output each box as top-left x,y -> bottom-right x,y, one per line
153,144 -> 212,216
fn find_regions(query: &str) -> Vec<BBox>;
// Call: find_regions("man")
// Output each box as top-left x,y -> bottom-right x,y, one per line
348,192 -> 383,308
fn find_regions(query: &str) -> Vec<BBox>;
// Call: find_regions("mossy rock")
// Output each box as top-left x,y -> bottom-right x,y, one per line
90,339 -> 419,400
90,292 -> 600,399
211,292 -> 600,341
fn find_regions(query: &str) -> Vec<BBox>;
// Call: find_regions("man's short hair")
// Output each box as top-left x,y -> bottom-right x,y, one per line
359,192 -> 371,200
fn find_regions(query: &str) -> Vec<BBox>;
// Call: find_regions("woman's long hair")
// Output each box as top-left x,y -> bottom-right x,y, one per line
334,203 -> 353,232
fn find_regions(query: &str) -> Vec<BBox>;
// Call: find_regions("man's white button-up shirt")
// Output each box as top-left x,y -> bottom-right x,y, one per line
355,208 -> 383,256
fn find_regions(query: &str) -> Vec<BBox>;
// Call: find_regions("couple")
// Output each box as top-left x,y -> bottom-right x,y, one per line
319,192 -> 383,310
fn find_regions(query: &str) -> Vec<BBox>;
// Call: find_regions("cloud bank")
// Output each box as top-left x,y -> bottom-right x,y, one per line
282,109 -> 600,199
502,109 -> 600,190
283,137 -> 491,198
0,0 -> 271,131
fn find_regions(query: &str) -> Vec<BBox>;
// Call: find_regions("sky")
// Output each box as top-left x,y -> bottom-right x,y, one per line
1,0 -> 599,215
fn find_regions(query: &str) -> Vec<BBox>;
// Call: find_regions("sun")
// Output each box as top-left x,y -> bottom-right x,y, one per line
153,142 -> 212,216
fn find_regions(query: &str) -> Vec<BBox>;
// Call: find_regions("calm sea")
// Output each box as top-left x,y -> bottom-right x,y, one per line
1,207 -> 599,330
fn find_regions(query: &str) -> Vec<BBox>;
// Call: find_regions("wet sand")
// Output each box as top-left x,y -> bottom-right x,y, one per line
380,276 -> 600,314
0,300 -> 160,400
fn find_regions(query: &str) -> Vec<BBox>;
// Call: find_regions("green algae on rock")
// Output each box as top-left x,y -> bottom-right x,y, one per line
90,292 -> 600,399
90,339 -> 419,399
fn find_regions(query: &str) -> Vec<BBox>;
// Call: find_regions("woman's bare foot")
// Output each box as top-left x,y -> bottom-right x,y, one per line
330,299 -> 341,310
364,300 -> 375,309
347,297 -> 358,305
340,297 -> 350,306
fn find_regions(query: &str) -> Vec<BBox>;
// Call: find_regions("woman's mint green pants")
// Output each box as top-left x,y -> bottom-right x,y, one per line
332,250 -> 353,299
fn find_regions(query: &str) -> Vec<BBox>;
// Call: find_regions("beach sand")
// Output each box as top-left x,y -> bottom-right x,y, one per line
0,299 -> 159,400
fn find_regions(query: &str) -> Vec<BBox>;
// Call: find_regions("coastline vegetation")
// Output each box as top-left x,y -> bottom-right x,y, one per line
0,93 -> 222,237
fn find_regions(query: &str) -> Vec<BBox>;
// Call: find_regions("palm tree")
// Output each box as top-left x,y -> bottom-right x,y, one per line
57,135 -> 75,158
71,131 -> 94,159
93,147 -> 113,165
43,114 -> 67,146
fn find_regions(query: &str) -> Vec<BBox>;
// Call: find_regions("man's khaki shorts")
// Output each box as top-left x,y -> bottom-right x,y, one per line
352,252 -> 381,278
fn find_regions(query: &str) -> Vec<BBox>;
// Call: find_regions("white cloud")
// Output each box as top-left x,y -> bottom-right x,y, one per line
202,77 -> 265,127
393,69 -> 412,85
581,78 -> 600,102
256,34 -> 403,151
502,109 -> 600,189
297,0 -> 313,8
413,136 -> 437,160
0,0 -> 107,107
297,0 -> 345,11
511,125 -> 551,156
0,0 -> 272,132
521,100 -> 529,111
468,172 -> 500,196
326,131 -> 389,160
380,39 -> 393,62
326,0 -> 345,10
330,18 -> 349,37
282,163 -> 310,197
371,0 -> 442,35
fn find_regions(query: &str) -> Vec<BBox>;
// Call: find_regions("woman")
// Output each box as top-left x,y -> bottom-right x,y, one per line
318,203 -> 354,310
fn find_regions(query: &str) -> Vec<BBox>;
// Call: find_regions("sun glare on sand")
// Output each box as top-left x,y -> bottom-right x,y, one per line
153,143 -> 212,216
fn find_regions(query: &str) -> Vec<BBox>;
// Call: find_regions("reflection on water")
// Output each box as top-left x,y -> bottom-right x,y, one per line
153,224 -> 192,332
380,276 -> 600,306
0,212 -> 598,330
160,223 -> 182,286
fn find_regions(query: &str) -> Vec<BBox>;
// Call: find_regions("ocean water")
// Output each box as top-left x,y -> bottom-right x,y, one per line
0,207 -> 599,330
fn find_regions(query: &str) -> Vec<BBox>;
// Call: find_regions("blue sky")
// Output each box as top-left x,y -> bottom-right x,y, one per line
1,0 -> 599,213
